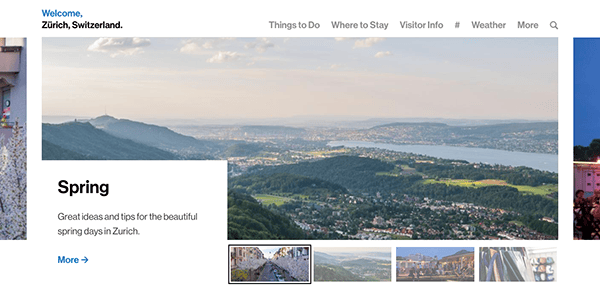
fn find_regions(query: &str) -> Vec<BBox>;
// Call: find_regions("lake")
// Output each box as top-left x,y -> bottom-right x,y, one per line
327,141 -> 558,173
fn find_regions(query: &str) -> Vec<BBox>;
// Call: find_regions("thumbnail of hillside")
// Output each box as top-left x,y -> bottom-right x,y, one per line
314,250 -> 391,281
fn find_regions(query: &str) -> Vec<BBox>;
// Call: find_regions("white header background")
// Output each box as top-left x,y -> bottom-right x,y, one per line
0,0 -> 590,297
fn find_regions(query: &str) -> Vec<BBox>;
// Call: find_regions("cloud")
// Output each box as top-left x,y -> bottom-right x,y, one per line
179,42 -> 203,54
206,51 -> 242,63
330,64 -> 342,70
334,37 -> 386,49
353,37 -> 385,48
202,37 -> 235,49
375,51 -> 392,58
245,38 -> 274,53
87,37 -> 151,57
246,57 -> 260,66
179,38 -> 236,54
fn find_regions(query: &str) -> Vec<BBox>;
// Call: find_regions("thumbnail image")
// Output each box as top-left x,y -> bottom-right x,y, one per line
574,38 -> 600,240
0,38 -> 26,240
43,38 -> 557,240
314,247 -> 391,281
396,247 -> 474,281
229,246 -> 310,283
479,247 -> 556,282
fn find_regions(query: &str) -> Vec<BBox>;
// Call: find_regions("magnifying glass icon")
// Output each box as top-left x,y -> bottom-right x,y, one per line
550,21 -> 558,29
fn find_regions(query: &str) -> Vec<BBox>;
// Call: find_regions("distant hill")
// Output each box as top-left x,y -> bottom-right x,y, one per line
254,156 -> 395,177
364,251 -> 393,259
451,249 -> 473,256
42,122 -> 180,160
372,121 -> 558,141
89,115 -> 220,158
374,121 -> 556,132
314,252 -> 341,265
227,191 -> 305,240
373,122 -> 449,128
246,156 -> 408,193
229,173 -> 349,197
367,121 -> 557,154
240,125 -> 305,136
341,258 -> 385,268
452,122 -> 558,137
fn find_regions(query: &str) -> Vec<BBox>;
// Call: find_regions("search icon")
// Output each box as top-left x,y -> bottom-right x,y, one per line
550,21 -> 558,29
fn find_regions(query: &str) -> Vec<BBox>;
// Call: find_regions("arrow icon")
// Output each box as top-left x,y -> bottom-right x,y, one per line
82,256 -> 89,263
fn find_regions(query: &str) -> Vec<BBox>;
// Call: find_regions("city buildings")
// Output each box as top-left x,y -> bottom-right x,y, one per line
230,247 -> 264,268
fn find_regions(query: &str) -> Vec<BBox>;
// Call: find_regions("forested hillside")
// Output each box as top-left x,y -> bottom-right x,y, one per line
227,192 -> 304,240
239,155 -> 558,220
42,122 -> 180,160
229,173 -> 348,197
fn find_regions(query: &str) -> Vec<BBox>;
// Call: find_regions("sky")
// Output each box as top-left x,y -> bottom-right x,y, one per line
42,37 -> 557,121
257,246 -> 284,259
395,247 -> 473,258
574,38 -> 600,146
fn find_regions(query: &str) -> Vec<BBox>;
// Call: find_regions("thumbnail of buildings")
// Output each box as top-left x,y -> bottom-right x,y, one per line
396,247 -> 474,281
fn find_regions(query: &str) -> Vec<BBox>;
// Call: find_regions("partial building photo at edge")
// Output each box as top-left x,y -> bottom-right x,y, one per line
0,37 -> 27,240
0,38 -> 26,138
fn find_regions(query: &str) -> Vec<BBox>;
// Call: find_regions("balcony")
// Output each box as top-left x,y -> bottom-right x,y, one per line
0,48 -> 21,73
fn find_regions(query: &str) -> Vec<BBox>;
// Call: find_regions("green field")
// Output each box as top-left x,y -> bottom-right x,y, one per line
254,194 -> 294,206
376,172 -> 400,176
400,164 -> 416,171
376,165 -> 420,177
509,220 -> 524,227
423,179 -> 558,196
307,148 -> 349,156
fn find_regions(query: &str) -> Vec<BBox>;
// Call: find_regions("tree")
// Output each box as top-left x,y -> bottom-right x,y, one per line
0,122 -> 27,240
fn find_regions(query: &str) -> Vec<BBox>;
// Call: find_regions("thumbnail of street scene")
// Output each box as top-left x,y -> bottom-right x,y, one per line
229,246 -> 310,283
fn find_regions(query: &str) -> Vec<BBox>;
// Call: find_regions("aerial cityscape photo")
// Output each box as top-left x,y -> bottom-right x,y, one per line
42,37 -> 558,240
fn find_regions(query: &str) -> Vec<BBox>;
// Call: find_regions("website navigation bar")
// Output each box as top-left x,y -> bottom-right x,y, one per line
267,20 -> 560,31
